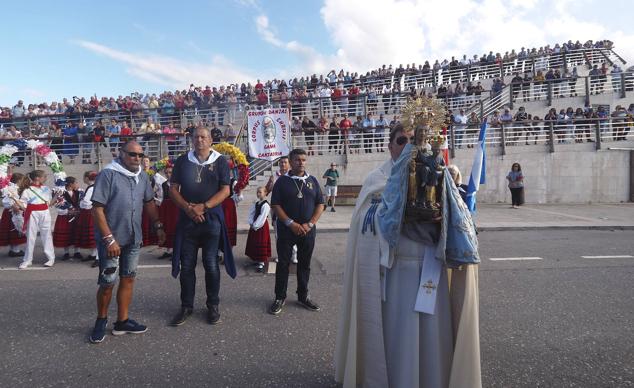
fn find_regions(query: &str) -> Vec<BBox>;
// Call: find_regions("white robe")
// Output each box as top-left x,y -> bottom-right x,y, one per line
335,159 -> 481,388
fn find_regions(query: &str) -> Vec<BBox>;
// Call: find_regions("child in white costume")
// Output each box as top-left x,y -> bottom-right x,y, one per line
18,170 -> 58,269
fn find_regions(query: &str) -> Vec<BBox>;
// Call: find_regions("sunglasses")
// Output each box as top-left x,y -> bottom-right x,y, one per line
396,136 -> 414,146
123,151 -> 145,158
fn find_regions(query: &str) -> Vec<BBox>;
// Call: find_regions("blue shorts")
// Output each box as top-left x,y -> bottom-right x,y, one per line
97,242 -> 141,286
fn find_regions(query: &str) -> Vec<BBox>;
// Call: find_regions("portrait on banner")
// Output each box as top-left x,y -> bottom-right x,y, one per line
247,108 -> 290,161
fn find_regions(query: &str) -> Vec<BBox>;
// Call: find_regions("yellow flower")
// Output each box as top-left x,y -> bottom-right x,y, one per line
212,142 -> 249,166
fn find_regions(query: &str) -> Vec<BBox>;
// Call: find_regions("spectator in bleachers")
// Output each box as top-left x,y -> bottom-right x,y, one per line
63,122 -> 80,164
317,116 -> 328,154
453,109 -> 467,148
511,73 -> 523,102
566,67 -> 579,97
573,108 -> 588,143
107,118 -> 121,157
589,65 -> 601,95
361,113 -> 375,153
533,70 -> 546,99
301,116 -> 317,156
328,117 -> 340,154
338,115 -> 352,153
597,106 -> 609,134
290,116 -> 303,148
512,107 -> 528,145
466,112 -> 480,148
374,113 -> 388,152
210,122 -> 223,144
351,115 -> 363,154
611,105 -> 628,141
611,64 -> 623,93
12,100 -> 26,119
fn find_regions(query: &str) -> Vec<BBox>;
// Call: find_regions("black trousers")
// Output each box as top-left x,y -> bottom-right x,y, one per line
274,228 -> 316,300
179,217 -> 221,308
510,187 -> 524,206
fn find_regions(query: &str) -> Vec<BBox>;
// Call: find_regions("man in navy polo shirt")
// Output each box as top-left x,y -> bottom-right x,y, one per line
168,127 -> 233,326
269,148 -> 325,315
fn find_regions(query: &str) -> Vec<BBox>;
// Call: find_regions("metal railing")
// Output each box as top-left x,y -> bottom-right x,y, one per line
4,117 -> 632,183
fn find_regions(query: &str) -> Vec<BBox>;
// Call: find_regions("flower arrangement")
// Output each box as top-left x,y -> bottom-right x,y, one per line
0,139 -> 67,197
212,142 -> 250,193
147,156 -> 173,177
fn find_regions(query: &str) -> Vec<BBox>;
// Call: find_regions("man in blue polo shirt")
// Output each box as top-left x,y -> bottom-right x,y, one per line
269,148 -> 325,315
168,127 -> 233,326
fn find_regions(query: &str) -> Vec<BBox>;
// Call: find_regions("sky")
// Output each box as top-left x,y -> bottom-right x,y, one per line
1,0 -> 632,106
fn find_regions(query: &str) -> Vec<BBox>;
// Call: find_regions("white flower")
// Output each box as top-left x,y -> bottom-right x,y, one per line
54,172 -> 67,182
26,139 -> 42,150
44,152 -> 59,164
0,164 -> 8,176
0,145 -> 18,157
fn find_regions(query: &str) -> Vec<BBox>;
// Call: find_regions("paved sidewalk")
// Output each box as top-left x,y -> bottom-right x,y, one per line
236,202 -> 634,232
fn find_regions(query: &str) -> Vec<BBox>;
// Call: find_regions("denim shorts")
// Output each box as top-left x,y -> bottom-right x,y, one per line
97,241 -> 141,286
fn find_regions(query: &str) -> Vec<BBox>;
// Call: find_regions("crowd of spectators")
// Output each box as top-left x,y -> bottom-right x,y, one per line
450,103 -> 634,147
0,39 -> 618,124
1,38 -> 630,162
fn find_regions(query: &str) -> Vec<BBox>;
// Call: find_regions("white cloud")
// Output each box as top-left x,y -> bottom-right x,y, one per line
254,0 -> 633,78
255,15 -> 284,47
74,40 -> 258,89
254,14 -> 336,75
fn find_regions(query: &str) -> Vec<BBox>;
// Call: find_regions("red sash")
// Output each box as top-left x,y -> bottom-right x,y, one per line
23,204 -> 48,232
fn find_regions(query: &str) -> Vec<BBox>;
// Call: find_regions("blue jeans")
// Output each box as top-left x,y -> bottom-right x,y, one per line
179,217 -> 222,308
97,242 -> 141,286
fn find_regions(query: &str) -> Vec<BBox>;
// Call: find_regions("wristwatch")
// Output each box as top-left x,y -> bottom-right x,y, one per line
308,222 -> 315,228
284,218 -> 295,227
153,221 -> 164,230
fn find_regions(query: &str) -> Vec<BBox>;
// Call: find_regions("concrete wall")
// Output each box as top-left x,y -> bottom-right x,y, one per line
304,140 -> 632,204
13,140 -> 631,205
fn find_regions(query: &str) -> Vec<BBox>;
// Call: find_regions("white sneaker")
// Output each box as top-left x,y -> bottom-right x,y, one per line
291,256 -> 298,264
18,262 -> 31,270
44,259 -> 55,267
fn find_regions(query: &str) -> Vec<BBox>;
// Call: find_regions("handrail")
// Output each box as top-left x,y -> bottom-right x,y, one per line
2,70 -> 632,134
1,47 -> 620,111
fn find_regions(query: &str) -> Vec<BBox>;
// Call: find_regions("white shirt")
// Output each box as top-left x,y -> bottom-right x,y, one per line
80,186 -> 95,210
248,200 -> 270,231
20,185 -> 51,207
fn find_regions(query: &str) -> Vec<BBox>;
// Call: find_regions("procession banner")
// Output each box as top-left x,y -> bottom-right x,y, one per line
247,108 -> 290,161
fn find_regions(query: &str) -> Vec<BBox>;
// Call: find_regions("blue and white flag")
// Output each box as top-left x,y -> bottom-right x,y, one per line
465,119 -> 487,212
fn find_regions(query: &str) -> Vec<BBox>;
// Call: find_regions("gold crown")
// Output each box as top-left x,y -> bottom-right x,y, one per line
401,96 -> 448,134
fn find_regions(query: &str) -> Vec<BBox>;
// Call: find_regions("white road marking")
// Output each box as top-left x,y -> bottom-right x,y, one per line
0,267 -> 50,271
137,264 -> 172,268
489,257 -> 543,261
581,255 -> 633,259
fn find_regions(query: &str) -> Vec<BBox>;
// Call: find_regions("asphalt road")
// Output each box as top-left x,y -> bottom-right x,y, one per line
0,230 -> 632,387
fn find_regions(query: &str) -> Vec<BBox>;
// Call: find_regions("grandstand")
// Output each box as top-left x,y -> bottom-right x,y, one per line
2,39 -> 633,203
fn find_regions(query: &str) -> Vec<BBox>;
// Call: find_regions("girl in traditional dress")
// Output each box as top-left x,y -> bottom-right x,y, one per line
53,177 -> 83,260
245,187 -> 271,272
18,170 -> 58,269
0,173 -> 26,257
76,171 -> 99,267
157,164 -> 178,259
